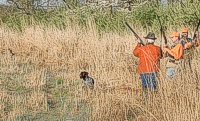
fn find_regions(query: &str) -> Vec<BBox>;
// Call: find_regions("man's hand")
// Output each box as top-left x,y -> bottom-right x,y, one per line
164,44 -> 169,48
164,48 -> 168,53
195,31 -> 199,37
163,47 -> 169,57
164,51 -> 168,57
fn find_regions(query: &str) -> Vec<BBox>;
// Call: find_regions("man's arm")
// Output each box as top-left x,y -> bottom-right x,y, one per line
133,43 -> 142,58
184,41 -> 193,49
164,44 -> 183,60
195,38 -> 199,47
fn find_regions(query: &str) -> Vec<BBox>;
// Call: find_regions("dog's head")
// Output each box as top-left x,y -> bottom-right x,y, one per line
80,71 -> 89,79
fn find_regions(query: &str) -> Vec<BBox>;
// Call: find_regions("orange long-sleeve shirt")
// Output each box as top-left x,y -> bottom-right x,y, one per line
164,43 -> 184,60
133,43 -> 162,74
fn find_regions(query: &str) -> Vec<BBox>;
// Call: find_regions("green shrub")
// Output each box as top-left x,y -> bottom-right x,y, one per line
0,0 -> 200,34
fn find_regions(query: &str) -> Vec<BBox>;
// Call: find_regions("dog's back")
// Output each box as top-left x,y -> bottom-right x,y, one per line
84,76 -> 94,88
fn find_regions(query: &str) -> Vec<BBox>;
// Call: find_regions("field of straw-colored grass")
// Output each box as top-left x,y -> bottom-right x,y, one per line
0,20 -> 200,121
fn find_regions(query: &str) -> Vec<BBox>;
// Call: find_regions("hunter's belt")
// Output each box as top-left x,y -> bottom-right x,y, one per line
184,48 -> 190,50
169,59 -> 180,64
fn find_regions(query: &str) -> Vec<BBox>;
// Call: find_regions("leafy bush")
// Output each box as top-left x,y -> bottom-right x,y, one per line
0,0 -> 200,34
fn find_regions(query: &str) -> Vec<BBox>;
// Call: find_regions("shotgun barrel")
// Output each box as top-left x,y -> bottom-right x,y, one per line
193,19 -> 200,40
125,22 -> 145,46
156,14 -> 168,45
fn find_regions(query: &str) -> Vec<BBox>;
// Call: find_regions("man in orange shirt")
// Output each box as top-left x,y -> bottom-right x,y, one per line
133,32 -> 162,90
164,32 -> 184,79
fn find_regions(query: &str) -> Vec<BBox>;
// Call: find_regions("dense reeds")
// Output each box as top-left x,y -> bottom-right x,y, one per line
0,17 -> 200,120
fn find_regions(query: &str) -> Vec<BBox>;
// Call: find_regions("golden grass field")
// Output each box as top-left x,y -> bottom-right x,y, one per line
0,19 -> 200,121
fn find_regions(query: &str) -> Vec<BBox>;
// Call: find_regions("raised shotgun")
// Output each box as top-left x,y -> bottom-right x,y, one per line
125,22 -> 145,46
156,14 -> 167,46
192,19 -> 200,40
156,14 -> 167,58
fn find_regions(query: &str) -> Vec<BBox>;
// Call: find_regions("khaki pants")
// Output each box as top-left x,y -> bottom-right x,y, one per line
165,59 -> 182,80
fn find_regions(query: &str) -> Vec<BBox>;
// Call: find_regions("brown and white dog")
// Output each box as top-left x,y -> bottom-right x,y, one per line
80,71 -> 94,89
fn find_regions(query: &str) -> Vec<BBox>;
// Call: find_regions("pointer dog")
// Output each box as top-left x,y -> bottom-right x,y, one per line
80,71 -> 94,89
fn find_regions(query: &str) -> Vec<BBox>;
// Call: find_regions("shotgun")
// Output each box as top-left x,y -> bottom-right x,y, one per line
156,14 -> 168,58
125,22 -> 145,46
156,14 -> 167,46
192,19 -> 200,40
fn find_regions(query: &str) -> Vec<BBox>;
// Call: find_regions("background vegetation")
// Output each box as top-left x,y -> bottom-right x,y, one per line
0,0 -> 200,34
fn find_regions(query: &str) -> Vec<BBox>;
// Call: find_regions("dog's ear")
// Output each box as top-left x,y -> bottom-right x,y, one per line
80,72 -> 84,78
85,72 -> 88,76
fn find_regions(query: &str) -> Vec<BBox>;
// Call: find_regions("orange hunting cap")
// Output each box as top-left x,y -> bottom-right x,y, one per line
182,28 -> 188,33
169,32 -> 180,38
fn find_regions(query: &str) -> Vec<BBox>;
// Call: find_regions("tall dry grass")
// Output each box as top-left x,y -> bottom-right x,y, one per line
0,19 -> 200,121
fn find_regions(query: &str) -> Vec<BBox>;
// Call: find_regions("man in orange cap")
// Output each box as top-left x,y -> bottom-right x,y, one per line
181,28 -> 199,71
181,28 -> 199,53
181,28 -> 194,55
133,32 -> 162,90
164,32 -> 184,79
